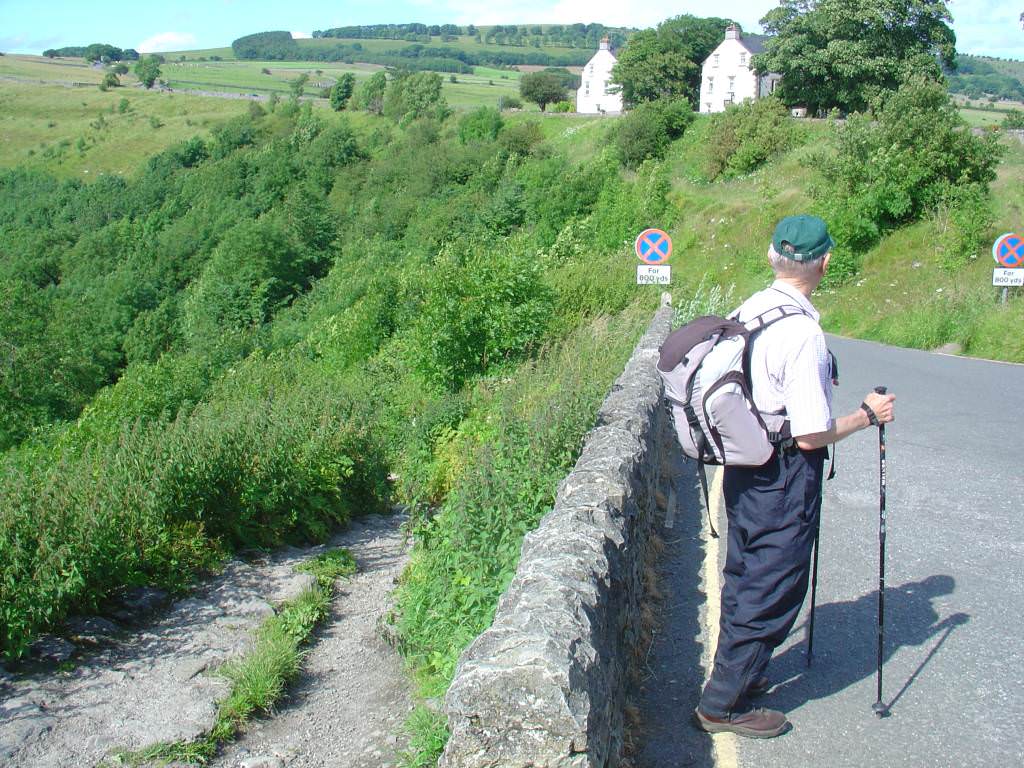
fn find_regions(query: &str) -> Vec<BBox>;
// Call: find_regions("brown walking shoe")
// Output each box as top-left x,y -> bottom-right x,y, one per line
694,706 -> 791,739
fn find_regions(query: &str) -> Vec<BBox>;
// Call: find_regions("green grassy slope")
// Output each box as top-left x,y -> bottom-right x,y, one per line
659,116 -> 1024,361
0,80 -> 250,177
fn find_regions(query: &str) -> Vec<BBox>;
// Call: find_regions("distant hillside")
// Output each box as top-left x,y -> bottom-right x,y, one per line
313,22 -> 633,50
948,53 -> 1024,101
231,24 -> 635,70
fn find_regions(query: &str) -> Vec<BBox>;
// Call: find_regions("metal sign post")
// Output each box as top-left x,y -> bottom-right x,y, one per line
634,228 -> 673,285
992,233 -> 1023,304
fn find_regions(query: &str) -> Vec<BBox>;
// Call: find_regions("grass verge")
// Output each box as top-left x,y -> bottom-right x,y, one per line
108,547 -> 355,766
399,705 -> 450,768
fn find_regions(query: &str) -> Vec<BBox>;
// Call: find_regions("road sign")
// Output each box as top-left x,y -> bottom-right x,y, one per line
635,228 -> 673,265
994,268 -> 1024,287
992,233 -> 1024,268
637,265 -> 671,285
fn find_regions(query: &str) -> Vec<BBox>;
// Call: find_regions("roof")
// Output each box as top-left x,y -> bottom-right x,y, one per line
740,34 -> 771,55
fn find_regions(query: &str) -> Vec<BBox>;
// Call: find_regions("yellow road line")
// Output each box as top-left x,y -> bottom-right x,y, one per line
703,466 -> 739,768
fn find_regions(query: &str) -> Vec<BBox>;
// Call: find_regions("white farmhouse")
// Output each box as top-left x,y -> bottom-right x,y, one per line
698,24 -> 781,114
576,37 -> 623,114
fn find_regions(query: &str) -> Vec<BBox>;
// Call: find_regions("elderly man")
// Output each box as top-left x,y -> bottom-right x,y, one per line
695,215 -> 896,738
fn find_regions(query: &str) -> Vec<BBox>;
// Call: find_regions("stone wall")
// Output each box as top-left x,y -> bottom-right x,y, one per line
440,298 -> 676,768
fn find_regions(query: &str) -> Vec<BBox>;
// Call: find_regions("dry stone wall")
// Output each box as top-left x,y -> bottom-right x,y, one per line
440,298 -> 676,768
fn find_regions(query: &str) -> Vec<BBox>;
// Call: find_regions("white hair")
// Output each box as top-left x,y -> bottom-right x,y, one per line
768,244 -> 826,280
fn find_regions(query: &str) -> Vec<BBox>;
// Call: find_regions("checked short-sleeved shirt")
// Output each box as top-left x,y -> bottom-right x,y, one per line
731,280 -> 834,437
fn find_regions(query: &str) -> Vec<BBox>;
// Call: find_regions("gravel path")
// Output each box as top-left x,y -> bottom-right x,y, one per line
213,514 -> 414,768
0,513 -> 412,767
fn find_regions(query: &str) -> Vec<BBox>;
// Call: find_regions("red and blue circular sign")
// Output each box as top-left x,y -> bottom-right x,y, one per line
993,232 -> 1024,268
635,228 -> 673,264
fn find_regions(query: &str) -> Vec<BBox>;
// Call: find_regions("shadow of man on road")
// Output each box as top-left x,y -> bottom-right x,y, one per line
763,574 -> 969,714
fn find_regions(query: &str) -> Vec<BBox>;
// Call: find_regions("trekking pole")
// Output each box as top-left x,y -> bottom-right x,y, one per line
871,385 -> 890,718
806,514 -> 821,667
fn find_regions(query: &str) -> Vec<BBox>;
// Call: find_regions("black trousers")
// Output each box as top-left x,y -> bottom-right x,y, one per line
699,446 -> 826,717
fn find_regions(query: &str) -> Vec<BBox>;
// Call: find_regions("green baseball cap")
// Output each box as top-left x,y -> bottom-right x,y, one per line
772,215 -> 835,262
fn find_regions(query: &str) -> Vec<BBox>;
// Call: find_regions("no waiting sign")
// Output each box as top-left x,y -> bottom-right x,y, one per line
635,228 -> 673,264
992,233 -> 1024,268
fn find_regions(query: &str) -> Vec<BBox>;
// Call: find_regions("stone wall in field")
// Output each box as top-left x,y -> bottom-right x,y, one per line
439,297 -> 676,768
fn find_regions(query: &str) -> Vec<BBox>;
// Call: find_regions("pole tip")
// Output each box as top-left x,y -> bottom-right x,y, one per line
871,701 -> 890,718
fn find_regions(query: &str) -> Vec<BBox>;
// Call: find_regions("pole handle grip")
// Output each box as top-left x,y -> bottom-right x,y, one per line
874,386 -> 888,395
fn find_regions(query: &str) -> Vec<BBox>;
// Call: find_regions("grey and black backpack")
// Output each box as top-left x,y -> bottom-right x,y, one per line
657,305 -> 812,536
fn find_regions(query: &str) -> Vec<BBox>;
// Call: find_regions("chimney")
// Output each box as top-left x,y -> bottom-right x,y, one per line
725,23 -> 740,41
599,36 -> 610,51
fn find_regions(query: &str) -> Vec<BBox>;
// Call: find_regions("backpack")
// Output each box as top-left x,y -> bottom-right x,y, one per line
657,304 -> 811,536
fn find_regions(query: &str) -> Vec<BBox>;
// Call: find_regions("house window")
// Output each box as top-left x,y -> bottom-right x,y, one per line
708,77 -> 714,94
770,79 -> 778,93
740,52 -> 747,66
713,53 -> 719,67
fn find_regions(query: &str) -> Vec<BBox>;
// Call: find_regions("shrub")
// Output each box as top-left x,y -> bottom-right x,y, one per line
1003,109 -> 1024,129
616,97 -> 693,169
551,100 -> 574,113
458,107 -> 504,144
935,183 -> 994,271
703,97 -> 799,180
394,310 -> 646,686
410,239 -> 554,389
816,77 -> 1002,255
497,95 -> 522,111
499,121 -> 543,156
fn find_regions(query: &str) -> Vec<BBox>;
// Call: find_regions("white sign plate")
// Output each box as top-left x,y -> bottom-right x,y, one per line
993,268 -> 1024,287
637,265 -> 671,285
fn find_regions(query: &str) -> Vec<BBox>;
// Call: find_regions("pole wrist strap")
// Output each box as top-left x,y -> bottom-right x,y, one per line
861,402 -> 880,427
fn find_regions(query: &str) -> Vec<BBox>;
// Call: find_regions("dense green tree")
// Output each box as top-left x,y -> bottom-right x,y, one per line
1004,109 -> 1024,129
289,72 -> 309,99
330,72 -> 355,110
756,0 -> 956,114
519,71 -> 566,112
356,71 -> 387,114
819,76 -> 1000,253
611,15 -> 732,105
616,97 -> 694,169
383,71 -> 449,123
134,57 -> 161,89
458,107 -> 504,144
83,43 -> 125,62
540,66 -> 581,91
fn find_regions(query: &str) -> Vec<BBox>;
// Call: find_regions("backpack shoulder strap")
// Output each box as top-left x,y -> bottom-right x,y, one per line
743,304 -> 811,334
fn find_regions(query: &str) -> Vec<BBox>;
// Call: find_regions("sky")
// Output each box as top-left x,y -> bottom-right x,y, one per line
0,0 -> 1021,59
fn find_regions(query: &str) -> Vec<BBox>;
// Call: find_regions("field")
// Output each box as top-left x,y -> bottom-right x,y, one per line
0,54 -> 547,131
159,59 -> 384,96
0,54 -> 107,85
0,79 -> 251,177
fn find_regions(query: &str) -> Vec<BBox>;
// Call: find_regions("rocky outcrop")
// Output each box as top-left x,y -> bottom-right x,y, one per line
440,298 -> 676,768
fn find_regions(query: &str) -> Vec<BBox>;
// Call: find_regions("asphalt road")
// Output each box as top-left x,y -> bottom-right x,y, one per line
638,336 -> 1024,767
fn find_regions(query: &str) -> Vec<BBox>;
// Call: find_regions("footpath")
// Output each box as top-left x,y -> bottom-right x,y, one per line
0,513 -> 412,767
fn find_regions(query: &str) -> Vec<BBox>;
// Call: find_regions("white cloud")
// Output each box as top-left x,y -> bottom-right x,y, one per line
948,0 -> 1024,56
136,32 -> 197,53
291,31 -> 313,39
